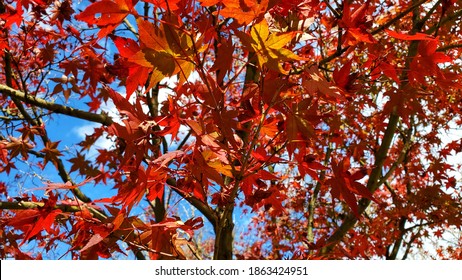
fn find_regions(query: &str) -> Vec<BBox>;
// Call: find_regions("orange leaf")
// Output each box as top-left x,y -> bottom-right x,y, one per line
219,0 -> 269,25
137,18 -> 170,51
199,0 -> 221,6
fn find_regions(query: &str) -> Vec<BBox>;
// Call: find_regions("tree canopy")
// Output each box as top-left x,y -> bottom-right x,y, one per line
1,0 -> 462,260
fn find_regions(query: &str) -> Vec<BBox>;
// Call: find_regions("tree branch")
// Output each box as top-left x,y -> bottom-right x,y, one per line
307,146 -> 333,244
0,84 -> 113,126
321,112 -> 401,255
321,9 -> 425,253
0,201 -> 81,211
370,0 -> 429,35
427,8 -> 462,35
0,201 -> 107,220
317,0 -> 428,67
386,217 -> 407,259
166,178 -> 218,226
376,124 -> 414,188
437,43 -> 462,52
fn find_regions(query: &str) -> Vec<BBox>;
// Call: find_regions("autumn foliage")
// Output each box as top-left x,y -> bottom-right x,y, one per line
1,0 -> 462,260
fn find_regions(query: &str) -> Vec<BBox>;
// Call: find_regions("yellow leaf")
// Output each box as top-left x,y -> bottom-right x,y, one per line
251,19 -> 270,43
237,19 -> 301,74
266,33 -> 297,49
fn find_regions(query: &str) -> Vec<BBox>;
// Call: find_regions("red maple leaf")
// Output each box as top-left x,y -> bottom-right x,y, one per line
326,158 -> 376,218
75,0 -> 138,39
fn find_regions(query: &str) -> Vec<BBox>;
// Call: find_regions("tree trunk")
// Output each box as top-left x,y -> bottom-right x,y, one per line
213,206 -> 234,259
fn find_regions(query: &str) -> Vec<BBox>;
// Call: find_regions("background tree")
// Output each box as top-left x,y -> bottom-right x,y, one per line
0,0 -> 461,260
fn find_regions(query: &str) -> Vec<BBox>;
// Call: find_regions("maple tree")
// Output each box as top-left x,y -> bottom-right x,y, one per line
1,0 -> 462,260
